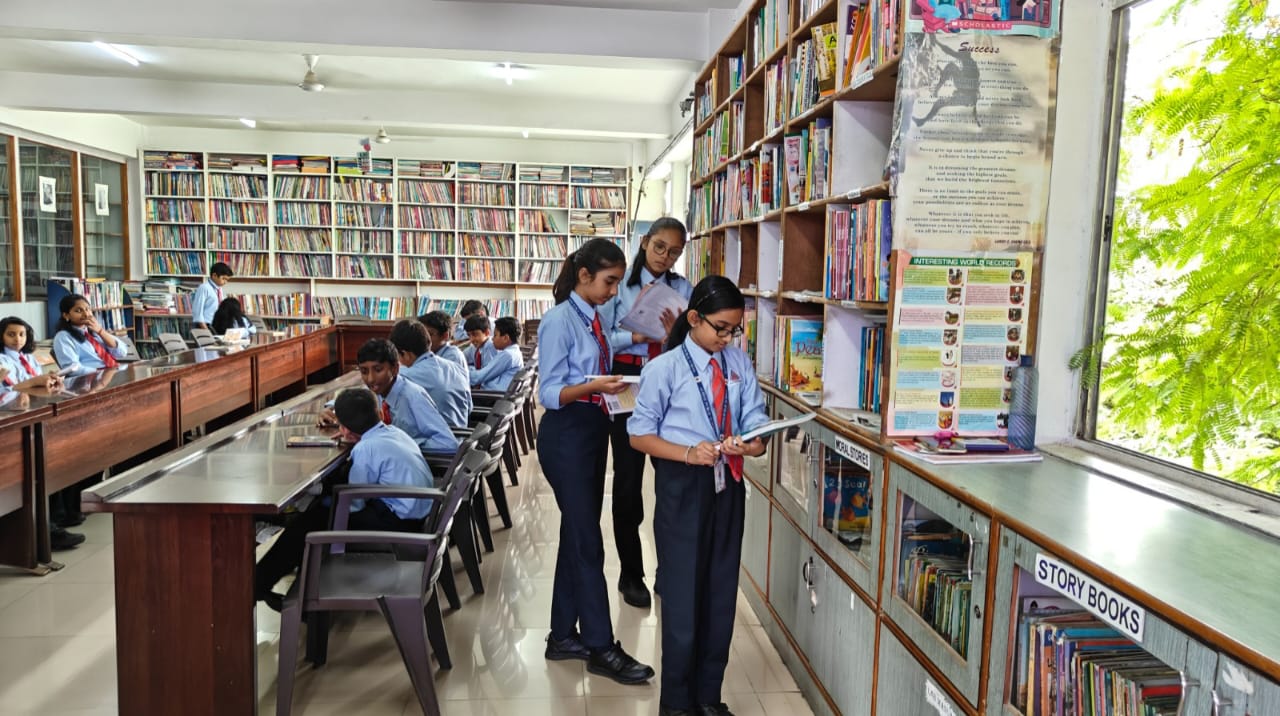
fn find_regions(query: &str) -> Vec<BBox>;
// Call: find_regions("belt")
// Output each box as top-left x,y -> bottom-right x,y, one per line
576,394 -> 607,413
614,354 -> 647,366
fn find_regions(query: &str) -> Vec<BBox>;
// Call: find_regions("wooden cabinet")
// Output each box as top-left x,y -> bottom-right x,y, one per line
1213,655 -> 1280,716
774,399 -> 818,526
742,476 -> 771,591
807,421 -> 883,597
876,627 -> 971,716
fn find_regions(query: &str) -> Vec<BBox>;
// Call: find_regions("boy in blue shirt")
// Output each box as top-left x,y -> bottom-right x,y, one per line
420,310 -> 468,373
388,319 -> 473,428
255,387 -> 434,610
453,300 -> 496,342
191,262 -> 234,331
468,316 -> 524,392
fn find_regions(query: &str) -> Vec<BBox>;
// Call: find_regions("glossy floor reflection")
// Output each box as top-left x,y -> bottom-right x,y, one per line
0,448 -> 814,715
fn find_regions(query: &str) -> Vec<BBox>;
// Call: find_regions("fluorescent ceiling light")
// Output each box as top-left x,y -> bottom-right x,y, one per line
239,118 -> 256,128
491,62 -> 532,85
521,129 -> 530,138
92,41 -> 140,67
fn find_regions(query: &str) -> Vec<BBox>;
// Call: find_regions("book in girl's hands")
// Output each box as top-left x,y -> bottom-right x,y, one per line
586,375 -> 641,384
287,435 -> 339,448
738,411 -> 817,441
618,282 -> 687,341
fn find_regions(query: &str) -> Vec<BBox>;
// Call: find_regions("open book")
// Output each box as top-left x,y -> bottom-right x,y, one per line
619,282 -> 688,342
739,412 -> 818,441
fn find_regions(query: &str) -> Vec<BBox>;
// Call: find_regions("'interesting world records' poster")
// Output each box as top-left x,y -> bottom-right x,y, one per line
886,252 -> 1032,437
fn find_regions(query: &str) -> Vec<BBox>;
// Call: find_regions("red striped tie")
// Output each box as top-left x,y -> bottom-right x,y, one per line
84,332 -> 119,369
18,354 -> 36,378
711,359 -> 742,481
381,400 -> 392,425
591,314 -> 607,374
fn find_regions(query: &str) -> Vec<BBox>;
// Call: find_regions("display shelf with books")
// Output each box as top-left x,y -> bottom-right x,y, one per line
45,278 -> 134,337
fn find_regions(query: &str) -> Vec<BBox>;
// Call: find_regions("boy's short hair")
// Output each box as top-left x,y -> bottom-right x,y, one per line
333,388 -> 380,435
388,320 -> 430,357
356,338 -> 399,366
460,300 -> 486,318
210,262 -> 234,278
0,316 -> 37,353
494,316 -> 520,341
418,311 -> 451,336
464,314 -> 491,333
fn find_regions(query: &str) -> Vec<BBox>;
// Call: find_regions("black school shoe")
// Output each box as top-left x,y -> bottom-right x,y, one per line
617,574 -> 652,609
544,629 -> 591,661
587,641 -> 654,684
697,704 -> 734,716
50,528 -> 85,551
659,707 -> 695,716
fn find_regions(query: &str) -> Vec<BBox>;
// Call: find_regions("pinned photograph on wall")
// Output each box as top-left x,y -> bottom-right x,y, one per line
39,176 -> 56,213
94,183 -> 110,216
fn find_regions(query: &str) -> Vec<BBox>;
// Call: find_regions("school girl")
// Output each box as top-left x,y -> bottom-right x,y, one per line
0,316 -> 62,391
52,293 -> 128,375
628,275 -> 769,716
602,217 -> 693,608
535,237 -> 654,685
211,297 -> 256,335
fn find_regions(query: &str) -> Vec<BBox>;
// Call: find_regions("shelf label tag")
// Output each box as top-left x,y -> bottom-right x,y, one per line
833,436 -> 871,469
1035,552 -> 1146,643
925,680 -> 958,716
798,202 -> 811,211
854,71 -> 873,89
846,189 -> 861,200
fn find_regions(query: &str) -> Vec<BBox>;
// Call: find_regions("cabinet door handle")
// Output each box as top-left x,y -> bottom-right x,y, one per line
967,536 -> 984,581
1211,688 -> 1232,716
801,556 -> 815,588
1176,673 -> 1198,716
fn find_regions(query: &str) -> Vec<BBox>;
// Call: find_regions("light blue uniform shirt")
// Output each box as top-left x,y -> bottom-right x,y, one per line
379,375 -> 461,455
470,344 -> 523,392
604,268 -> 694,357
537,291 -> 611,410
0,347 -> 40,383
454,316 -> 497,342
434,343 -> 468,373
53,328 -> 128,374
401,352 -> 473,428
191,278 -> 223,326
348,422 -> 435,520
462,340 -> 499,372
629,336 -> 769,446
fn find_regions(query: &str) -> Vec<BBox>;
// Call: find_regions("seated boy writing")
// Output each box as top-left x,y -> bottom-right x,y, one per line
388,319 -> 473,429
255,387 -> 434,610
466,315 -> 524,392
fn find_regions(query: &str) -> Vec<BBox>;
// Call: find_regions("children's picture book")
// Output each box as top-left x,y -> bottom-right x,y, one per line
782,317 -> 824,394
603,383 -> 639,416
618,282 -> 688,341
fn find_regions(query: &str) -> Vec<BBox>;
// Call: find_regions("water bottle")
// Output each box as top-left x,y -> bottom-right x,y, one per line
1008,355 -> 1037,450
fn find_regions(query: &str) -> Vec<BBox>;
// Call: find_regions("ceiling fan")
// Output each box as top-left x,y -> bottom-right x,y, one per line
298,54 -> 325,92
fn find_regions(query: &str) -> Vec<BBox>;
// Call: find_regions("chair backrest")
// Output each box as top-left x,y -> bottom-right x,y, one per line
426,423 -> 490,527
335,313 -> 372,325
189,327 -> 217,347
157,332 -> 187,355
248,315 -> 268,331
480,400 -> 518,463
421,447 -> 487,592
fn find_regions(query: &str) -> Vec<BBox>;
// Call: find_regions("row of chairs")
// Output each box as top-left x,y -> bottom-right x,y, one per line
156,319 -> 272,355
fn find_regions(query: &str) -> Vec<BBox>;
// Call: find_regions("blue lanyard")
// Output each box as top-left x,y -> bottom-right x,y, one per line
680,344 -> 730,438
567,296 -> 609,371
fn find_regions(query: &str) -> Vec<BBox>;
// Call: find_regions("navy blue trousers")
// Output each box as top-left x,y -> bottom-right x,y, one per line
607,358 -> 649,580
537,401 -> 614,650
653,457 -> 746,710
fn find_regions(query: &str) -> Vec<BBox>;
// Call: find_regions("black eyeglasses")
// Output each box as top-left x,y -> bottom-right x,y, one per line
699,313 -> 744,339
648,240 -> 684,259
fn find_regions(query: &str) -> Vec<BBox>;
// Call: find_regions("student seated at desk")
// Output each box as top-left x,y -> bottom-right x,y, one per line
453,299 -> 496,343
256,387 -> 435,610
388,319 -> 472,429
211,297 -> 256,335
0,316 -> 63,391
52,294 -> 129,375
467,316 -> 523,392
322,339 -> 460,456
420,310 -> 468,372
191,261 -> 233,331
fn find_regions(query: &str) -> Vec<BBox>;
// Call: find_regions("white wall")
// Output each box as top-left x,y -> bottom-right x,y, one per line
0,108 -> 141,160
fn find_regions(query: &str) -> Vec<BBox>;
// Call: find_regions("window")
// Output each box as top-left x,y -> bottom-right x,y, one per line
1086,0 -> 1280,495
81,155 -> 127,281
0,134 -> 14,302
19,140 -> 75,299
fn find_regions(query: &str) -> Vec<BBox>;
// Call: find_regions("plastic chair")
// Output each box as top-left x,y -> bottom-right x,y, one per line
422,424 -> 491,608
157,332 -> 188,355
190,327 -> 217,347
248,315 -> 268,332
472,367 -> 535,485
334,313 -> 372,325
453,400 -> 518,552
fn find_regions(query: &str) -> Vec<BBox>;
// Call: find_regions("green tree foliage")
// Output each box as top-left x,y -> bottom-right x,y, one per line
1097,0 -> 1280,491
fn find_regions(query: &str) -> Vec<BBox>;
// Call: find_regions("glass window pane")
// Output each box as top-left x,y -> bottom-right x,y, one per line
81,155 -> 126,281
0,135 -> 13,302
19,140 -> 75,299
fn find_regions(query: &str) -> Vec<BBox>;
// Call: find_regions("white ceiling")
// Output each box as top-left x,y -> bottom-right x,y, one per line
460,0 -> 739,9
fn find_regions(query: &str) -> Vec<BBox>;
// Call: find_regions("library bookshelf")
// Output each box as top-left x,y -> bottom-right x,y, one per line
683,2 -> 1280,716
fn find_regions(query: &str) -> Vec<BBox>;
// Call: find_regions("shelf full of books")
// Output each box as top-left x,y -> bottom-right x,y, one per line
141,153 -> 630,285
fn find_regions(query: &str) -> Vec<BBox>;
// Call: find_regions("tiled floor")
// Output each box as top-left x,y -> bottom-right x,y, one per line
0,450 -> 815,716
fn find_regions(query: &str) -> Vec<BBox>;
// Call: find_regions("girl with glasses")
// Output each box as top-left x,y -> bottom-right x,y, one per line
627,275 -> 768,716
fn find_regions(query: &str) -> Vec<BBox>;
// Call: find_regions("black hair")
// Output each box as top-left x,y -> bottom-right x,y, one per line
356,338 -> 399,366
464,314 -> 491,334
388,319 -> 430,358
0,316 -> 37,353
553,238 -> 627,304
55,293 -> 90,343
418,311 -> 452,337
459,300 -> 486,318
210,262 -> 234,278
627,217 -> 688,287
334,387 -> 380,435
211,297 -> 247,334
664,275 -> 745,351
494,316 -> 520,341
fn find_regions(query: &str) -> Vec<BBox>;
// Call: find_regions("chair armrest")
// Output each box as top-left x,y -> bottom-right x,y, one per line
330,485 -> 442,531
451,426 -> 474,438
305,531 -> 437,548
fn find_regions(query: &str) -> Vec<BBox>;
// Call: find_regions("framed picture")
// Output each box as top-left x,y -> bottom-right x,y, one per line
94,183 -> 110,216
38,176 -> 56,213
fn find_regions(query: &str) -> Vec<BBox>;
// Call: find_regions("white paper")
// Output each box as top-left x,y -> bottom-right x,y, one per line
586,375 -> 641,384
94,183 -> 110,216
38,176 -> 56,213
739,412 -> 817,442
619,282 -> 688,341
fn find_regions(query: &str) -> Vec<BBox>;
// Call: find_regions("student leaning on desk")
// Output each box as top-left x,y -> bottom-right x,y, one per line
51,293 -> 129,375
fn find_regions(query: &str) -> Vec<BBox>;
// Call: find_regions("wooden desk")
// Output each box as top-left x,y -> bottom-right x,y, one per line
83,372 -> 359,716
0,398 -> 54,572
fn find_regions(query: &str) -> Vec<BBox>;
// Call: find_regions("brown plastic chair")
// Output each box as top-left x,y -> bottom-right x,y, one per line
472,367 -> 535,485
455,400 -> 517,552
423,424 -> 491,609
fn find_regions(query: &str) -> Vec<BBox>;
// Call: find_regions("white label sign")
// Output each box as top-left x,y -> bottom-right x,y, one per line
833,436 -> 871,470
925,679 -> 958,716
1034,552 -> 1146,643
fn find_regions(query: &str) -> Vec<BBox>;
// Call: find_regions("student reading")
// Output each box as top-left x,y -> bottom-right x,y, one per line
255,387 -> 434,610
466,315 -> 524,392
388,319 -> 473,429
628,275 -> 769,716
601,217 -> 692,609
535,238 -> 653,685
191,261 -> 234,330
211,297 -> 256,335
419,310 -> 468,372
52,293 -> 129,375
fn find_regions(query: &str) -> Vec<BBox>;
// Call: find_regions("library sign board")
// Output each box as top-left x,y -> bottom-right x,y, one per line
886,251 -> 1032,436
1035,552 -> 1147,643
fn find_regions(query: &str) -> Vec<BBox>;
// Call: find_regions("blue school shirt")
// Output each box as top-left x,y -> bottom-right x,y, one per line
537,291 -> 611,410
454,316 -> 497,342
52,328 -> 128,374
434,343 -> 468,373
401,352 -> 473,428
629,336 -> 769,446
379,375 -> 461,455
462,339 -> 500,371
0,347 -> 40,384
470,343 -> 523,392
191,278 -> 223,326
604,268 -> 693,357
348,422 -> 435,520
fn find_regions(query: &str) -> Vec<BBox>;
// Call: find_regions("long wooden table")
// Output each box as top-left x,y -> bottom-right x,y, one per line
82,372 -> 359,716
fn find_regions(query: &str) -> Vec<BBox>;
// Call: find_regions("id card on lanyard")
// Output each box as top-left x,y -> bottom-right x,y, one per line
680,344 -> 730,494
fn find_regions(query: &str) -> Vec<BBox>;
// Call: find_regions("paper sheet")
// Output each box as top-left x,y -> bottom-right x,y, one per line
619,282 -> 688,341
